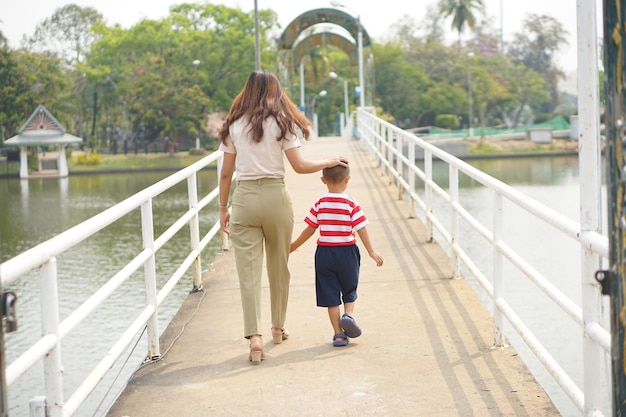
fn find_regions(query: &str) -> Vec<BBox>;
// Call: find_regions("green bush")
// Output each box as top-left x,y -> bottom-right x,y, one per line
534,113 -> 553,124
27,154 -> 38,171
74,152 -> 102,166
434,114 -> 460,130
188,148 -> 207,156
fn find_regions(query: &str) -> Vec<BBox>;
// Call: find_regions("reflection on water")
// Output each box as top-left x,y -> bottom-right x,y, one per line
0,170 -> 220,417
422,155 -> 582,189
468,155 -> 582,186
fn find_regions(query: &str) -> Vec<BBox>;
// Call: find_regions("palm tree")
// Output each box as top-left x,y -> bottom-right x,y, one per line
438,0 -> 485,43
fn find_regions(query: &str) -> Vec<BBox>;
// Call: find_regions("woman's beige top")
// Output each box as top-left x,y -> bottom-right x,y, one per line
219,116 -> 302,180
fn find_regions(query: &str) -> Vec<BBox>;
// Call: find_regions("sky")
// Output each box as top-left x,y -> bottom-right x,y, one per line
1,0 -> 603,74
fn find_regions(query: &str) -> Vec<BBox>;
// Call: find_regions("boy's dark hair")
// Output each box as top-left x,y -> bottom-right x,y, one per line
322,164 -> 350,184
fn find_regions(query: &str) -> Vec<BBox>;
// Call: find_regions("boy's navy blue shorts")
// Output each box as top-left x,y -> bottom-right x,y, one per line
314,244 -> 361,307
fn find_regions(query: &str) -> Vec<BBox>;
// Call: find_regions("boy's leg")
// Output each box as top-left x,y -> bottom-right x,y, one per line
337,245 -> 362,338
316,246 -> 348,346
329,305 -> 349,346
328,305 -> 342,334
343,301 -> 355,316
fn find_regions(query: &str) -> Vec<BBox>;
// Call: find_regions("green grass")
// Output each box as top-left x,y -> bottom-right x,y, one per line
468,138 -> 578,156
68,151 -> 214,172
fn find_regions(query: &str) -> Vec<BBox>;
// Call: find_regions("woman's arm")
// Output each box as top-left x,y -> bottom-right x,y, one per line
219,152 -> 236,233
284,147 -> 347,174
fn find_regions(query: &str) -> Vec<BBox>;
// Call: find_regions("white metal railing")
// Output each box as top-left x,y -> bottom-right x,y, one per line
0,151 -> 228,417
355,109 -> 610,417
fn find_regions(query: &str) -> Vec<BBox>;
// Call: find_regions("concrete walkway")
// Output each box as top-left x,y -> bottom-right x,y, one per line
106,136 -> 558,417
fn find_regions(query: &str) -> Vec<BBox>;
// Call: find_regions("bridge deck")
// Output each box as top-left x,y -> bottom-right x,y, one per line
106,136 -> 558,416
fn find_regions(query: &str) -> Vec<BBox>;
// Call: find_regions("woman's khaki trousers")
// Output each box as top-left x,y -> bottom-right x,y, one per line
229,178 -> 294,338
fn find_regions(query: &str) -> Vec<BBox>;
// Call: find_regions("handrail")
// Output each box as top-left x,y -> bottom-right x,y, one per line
356,109 -> 610,416
0,150 -> 227,417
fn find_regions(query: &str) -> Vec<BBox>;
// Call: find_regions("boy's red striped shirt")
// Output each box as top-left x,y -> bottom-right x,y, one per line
304,193 -> 369,246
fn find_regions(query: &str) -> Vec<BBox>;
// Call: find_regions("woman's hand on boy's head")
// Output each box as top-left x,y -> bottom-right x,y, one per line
327,155 -> 348,168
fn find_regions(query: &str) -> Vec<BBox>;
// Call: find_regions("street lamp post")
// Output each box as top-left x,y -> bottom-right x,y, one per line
499,0 -> 504,54
192,60 -> 200,84
466,52 -> 474,137
253,0 -> 261,70
300,62 -> 305,112
331,1 -> 364,108
192,59 -> 201,149
311,90 -> 327,137
329,71 -> 349,126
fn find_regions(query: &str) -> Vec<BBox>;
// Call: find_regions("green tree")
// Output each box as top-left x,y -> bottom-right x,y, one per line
438,0 -> 485,42
507,14 -> 568,113
25,4 -> 103,65
168,3 -> 277,109
374,43 -> 423,128
85,3 -> 277,147
0,47 -> 69,140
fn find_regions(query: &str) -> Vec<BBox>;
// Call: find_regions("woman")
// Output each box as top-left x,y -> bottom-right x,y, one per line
218,70 -> 347,364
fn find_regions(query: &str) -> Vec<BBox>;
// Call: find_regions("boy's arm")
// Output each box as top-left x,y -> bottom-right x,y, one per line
290,225 -> 316,252
356,227 -> 384,266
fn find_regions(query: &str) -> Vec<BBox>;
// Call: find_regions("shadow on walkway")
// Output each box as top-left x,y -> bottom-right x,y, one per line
106,136 -> 558,417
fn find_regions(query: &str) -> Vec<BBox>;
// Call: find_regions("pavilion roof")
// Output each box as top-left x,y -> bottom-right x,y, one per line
4,105 -> 83,146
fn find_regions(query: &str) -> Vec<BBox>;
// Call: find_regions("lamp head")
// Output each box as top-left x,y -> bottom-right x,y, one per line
329,71 -> 338,79
192,60 -> 200,67
319,90 -> 327,97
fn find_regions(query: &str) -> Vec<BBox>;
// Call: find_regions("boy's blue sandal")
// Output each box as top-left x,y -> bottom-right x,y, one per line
340,313 -> 362,338
333,333 -> 349,347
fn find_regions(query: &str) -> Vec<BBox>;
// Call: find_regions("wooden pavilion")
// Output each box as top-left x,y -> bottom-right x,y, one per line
4,105 -> 82,179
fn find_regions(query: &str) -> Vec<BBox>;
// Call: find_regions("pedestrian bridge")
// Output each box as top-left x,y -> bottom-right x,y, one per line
0,110 -> 610,416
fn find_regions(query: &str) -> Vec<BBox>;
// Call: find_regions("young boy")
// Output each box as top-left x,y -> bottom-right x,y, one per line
290,163 -> 383,346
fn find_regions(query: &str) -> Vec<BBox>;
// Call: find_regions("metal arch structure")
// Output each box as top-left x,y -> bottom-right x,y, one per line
278,8 -> 371,50
276,7 -> 374,108
292,30 -> 358,66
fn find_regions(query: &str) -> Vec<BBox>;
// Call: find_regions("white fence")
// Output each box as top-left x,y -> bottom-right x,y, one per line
356,109 -> 611,417
0,110 -> 612,416
0,152 -> 227,417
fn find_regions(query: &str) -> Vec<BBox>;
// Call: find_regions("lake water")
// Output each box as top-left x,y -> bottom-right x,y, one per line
0,156 -> 611,417
0,170 -> 222,417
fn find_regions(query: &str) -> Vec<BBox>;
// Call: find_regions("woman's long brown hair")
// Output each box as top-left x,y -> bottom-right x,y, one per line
218,70 -> 311,144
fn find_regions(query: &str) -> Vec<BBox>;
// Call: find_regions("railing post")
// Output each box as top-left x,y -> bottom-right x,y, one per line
408,141 -> 415,219
449,166 -> 460,279
577,0 -> 604,414
39,258 -> 64,417
140,201 -> 160,359
385,127 -> 390,175
395,131 -> 402,196
492,193 -> 506,347
376,121 -> 382,165
424,150 -> 433,242
187,174 -> 203,291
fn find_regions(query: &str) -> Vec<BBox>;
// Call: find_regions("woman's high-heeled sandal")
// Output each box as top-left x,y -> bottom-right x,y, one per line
271,327 -> 289,344
249,335 -> 264,364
